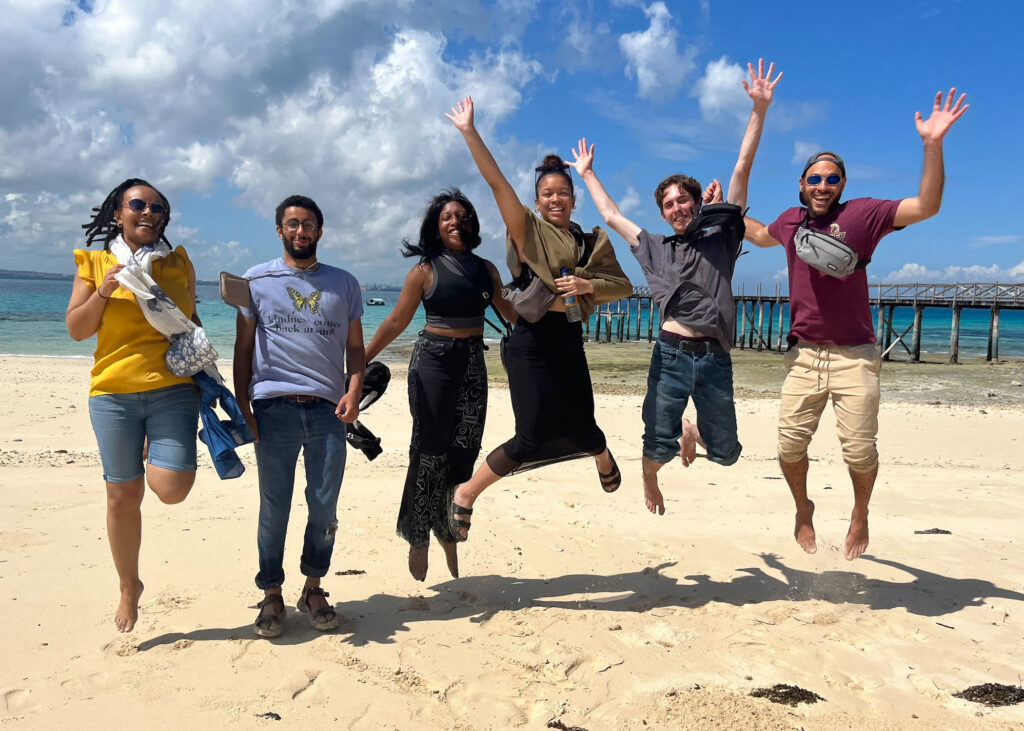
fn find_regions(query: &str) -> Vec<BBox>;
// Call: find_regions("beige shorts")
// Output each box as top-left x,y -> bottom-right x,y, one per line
778,341 -> 881,472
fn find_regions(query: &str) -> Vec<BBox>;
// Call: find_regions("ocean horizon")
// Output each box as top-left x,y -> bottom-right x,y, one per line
3,275 -> 1023,361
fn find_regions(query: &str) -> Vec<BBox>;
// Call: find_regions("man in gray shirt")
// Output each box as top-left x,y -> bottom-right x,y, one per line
573,59 -> 780,515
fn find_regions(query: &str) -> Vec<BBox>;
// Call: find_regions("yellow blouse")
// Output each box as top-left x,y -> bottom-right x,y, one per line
74,246 -> 196,396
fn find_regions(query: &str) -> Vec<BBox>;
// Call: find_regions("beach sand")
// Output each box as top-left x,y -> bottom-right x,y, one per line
1,353 -> 1023,729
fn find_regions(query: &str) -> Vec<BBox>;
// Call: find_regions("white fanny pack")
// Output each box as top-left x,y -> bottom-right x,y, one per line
793,211 -> 867,278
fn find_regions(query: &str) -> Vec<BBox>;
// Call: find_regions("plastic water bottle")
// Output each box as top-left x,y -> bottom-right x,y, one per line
560,267 -> 582,322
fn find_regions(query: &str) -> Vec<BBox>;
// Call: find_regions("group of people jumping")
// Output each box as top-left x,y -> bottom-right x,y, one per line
66,58 -> 968,637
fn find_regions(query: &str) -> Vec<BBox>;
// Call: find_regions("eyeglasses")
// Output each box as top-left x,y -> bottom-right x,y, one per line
282,219 -> 318,233
124,199 -> 167,215
805,174 -> 842,186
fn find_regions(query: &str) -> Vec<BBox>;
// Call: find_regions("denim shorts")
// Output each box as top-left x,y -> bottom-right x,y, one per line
89,384 -> 200,482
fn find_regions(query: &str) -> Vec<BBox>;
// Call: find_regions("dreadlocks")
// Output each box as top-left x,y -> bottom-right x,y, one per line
82,178 -> 172,250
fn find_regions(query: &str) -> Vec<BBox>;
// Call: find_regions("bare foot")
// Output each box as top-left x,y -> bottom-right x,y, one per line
794,502 -> 817,554
642,469 -> 665,516
115,580 -> 144,633
408,546 -> 428,582
678,418 -> 698,467
845,510 -> 869,560
438,538 -> 459,579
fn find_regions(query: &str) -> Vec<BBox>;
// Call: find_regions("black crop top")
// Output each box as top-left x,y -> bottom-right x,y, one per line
423,251 -> 494,329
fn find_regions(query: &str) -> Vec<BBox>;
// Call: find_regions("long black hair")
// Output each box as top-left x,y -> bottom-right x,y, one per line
401,188 -> 481,260
82,178 -> 172,250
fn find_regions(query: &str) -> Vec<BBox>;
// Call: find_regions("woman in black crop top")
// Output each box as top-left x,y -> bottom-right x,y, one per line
365,189 -> 515,582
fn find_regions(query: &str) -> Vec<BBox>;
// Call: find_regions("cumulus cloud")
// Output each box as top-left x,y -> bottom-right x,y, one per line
693,56 -> 747,124
619,185 -> 642,216
0,1 -> 547,279
882,261 -> 1024,283
619,2 -> 695,100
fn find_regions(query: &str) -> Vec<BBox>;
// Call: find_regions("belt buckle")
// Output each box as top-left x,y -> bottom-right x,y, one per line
293,395 -> 318,403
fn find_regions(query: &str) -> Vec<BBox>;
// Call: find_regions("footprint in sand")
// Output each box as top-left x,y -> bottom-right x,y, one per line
3,688 -> 39,714
172,639 -> 194,650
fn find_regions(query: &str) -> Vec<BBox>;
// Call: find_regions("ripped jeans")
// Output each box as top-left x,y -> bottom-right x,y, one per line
253,397 -> 347,590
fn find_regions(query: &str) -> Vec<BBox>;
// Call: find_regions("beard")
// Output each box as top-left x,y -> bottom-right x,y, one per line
284,238 -> 317,260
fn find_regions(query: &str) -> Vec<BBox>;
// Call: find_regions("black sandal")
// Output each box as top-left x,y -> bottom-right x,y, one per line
598,451 -> 621,493
448,499 -> 474,543
297,586 -> 338,631
254,593 -> 285,638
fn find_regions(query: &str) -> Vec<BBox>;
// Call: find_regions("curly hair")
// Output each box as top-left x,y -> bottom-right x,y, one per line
401,188 -> 481,260
534,153 -> 573,197
275,194 -> 324,228
653,174 -> 702,213
82,178 -> 171,250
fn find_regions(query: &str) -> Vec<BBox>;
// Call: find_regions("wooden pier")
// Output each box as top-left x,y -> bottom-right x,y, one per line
588,282 -> 1024,363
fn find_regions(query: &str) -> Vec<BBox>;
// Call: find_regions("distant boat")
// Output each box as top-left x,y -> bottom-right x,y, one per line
366,297 -> 386,306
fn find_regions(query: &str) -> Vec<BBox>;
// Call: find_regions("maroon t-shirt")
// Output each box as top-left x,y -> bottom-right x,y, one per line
768,198 -> 901,347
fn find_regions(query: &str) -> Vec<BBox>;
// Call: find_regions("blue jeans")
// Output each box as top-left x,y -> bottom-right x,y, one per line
252,397 -> 347,590
641,340 -> 742,465
89,384 -> 200,482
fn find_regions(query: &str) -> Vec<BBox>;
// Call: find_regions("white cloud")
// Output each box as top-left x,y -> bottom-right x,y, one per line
693,56 -> 747,124
619,2 -> 695,100
772,266 -> 788,282
970,235 -> 1022,248
882,261 -> 1024,283
619,185 -> 642,216
792,141 -> 821,166
0,2 -> 546,279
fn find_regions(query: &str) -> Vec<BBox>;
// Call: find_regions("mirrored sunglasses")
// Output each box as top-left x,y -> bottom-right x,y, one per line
805,174 -> 842,186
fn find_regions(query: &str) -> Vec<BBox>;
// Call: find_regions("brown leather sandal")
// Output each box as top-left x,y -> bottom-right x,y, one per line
297,586 -> 338,631
254,593 -> 285,638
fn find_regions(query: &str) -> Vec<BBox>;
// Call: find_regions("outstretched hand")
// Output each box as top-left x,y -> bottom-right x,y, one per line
915,88 -> 968,142
569,138 -> 595,175
742,58 -> 782,110
445,96 -> 475,131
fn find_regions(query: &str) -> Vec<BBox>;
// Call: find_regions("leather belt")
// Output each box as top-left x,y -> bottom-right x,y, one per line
658,331 -> 726,354
282,394 -> 328,404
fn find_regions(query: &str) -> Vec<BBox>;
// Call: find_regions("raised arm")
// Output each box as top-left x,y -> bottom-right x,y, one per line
893,88 -> 968,228
743,216 -> 781,248
727,59 -> 782,209
571,138 -> 642,247
446,96 -> 528,253
364,264 -> 428,362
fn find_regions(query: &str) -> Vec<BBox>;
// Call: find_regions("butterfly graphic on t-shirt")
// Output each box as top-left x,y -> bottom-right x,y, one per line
287,287 -> 323,314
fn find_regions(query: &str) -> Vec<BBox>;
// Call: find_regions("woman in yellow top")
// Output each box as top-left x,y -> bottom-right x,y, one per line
446,97 -> 633,546
66,178 -> 201,633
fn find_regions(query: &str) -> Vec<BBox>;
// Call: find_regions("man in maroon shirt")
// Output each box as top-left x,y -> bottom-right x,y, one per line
744,88 -> 967,560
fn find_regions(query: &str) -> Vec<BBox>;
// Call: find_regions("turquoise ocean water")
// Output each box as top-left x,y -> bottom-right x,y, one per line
2,277 -> 1023,360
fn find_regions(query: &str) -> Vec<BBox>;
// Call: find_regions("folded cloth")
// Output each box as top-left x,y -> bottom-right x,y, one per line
194,371 -> 256,479
110,236 -> 219,378
166,328 -> 219,377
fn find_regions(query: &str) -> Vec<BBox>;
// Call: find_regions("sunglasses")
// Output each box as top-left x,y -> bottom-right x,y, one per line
124,199 -> 167,215
805,174 -> 842,186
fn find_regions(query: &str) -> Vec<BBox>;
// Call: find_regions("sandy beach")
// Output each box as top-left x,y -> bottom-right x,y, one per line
2,353 -> 1023,729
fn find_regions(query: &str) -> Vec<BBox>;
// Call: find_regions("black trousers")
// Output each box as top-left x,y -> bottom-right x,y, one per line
488,312 -> 605,475
398,332 -> 487,547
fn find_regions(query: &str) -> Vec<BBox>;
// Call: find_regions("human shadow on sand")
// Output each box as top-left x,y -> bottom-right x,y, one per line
135,554 -> 1024,649
335,553 -> 1024,646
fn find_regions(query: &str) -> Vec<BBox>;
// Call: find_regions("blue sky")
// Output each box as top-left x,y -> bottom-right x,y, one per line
2,0 -> 1020,291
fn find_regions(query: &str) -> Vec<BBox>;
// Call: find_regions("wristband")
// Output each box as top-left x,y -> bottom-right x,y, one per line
97,290 -> 110,300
